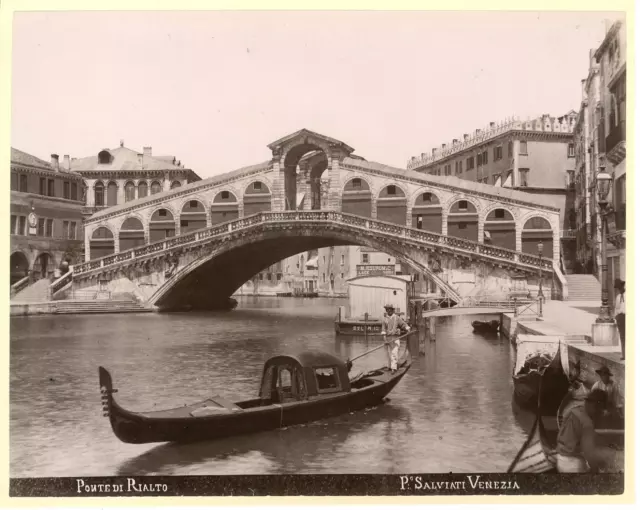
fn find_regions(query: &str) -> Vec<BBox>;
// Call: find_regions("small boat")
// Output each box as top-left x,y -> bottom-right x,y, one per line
512,345 -> 569,415
471,320 -> 500,333
334,317 -> 383,336
99,350 -> 411,444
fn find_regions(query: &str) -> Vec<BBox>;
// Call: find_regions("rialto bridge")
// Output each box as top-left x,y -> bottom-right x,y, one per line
56,130 -> 565,310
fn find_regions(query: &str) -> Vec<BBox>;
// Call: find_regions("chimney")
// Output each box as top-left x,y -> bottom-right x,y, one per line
475,129 -> 482,136
411,156 -> 417,163
120,139 -> 124,147
441,144 -> 446,149
432,148 -> 437,156
581,79 -> 587,101
137,153 -> 143,165
50,154 -> 59,170
463,134 -> 469,141
143,146 -> 152,159
490,122 -> 495,129
63,155 -> 70,171
421,152 -> 427,159
452,139 -> 458,144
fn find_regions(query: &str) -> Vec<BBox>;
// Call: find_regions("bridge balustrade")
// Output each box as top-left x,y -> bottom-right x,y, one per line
75,211 -> 555,277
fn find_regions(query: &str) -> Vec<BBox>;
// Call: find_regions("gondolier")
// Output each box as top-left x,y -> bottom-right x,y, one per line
382,304 -> 410,372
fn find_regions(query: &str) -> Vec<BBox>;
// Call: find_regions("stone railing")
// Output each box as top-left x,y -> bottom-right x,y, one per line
75,211 -> 555,277
50,267 -> 74,296
10,276 -> 30,297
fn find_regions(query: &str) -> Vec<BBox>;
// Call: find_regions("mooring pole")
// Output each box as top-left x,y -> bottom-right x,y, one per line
364,312 -> 369,342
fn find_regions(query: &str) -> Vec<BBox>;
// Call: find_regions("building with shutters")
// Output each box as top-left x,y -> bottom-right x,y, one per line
10,148 -> 85,285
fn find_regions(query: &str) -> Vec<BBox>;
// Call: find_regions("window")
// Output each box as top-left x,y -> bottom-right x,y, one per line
477,154 -> 483,167
63,181 -> 70,199
483,151 -> 488,165
48,179 -> 55,197
436,168 -> 442,176
519,141 -> 528,155
444,164 -> 452,176
170,181 -> 181,189
458,222 -> 467,230
532,217 -> 544,229
494,146 -> 503,161
190,200 -> 198,208
253,182 -> 262,191
45,219 -> 53,237
150,181 -> 162,195
95,182 -> 105,206
323,273 -> 326,283
11,215 -> 17,234
340,254 -> 345,266
107,181 -> 117,205
266,273 -> 271,281
69,221 -> 77,240
362,253 -> 369,263
37,218 -> 45,237
258,273 -> 263,281
221,191 -> 229,199
387,185 -> 397,195
417,215 -> 423,229
315,367 -> 340,392
495,209 -> 505,219
567,143 -> 575,158
63,221 -> 69,239
483,177 -> 489,184
422,192 -> 432,202
340,272 -> 344,279
39,177 -> 46,196
180,220 -> 188,227
138,181 -> 148,198
71,182 -> 78,200
125,182 -> 136,202
98,150 -> 111,164
508,141 -> 513,158
458,200 -> 468,210
466,157 -> 474,170
19,174 -> 28,192
352,178 -> 362,189
159,209 -> 167,217
18,216 -> 26,235
519,168 -> 529,187
10,174 -> 18,191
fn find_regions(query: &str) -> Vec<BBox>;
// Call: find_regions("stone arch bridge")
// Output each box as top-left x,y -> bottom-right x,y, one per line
61,129 -> 564,310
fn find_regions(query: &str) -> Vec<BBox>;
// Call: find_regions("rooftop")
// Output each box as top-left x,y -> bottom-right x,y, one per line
11,147 -> 55,170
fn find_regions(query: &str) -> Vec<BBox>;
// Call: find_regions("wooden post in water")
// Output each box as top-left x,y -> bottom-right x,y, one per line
364,313 -> 368,342
419,317 -> 427,355
427,317 -> 436,342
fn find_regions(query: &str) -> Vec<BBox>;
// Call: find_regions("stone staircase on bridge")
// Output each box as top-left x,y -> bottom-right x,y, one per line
11,279 -> 52,303
564,274 -> 602,301
52,298 -> 151,314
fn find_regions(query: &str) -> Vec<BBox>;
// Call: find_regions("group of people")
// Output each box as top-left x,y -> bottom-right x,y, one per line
556,364 -> 624,473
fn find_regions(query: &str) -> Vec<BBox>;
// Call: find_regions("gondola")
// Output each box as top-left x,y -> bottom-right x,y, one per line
512,345 -> 569,415
471,320 -> 500,333
99,350 -> 411,445
557,392 -> 624,447
507,408 -> 557,473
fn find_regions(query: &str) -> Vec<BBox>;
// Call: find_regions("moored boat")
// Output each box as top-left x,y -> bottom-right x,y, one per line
99,350 -> 411,445
334,317 -> 383,336
471,320 -> 500,333
512,344 -> 569,415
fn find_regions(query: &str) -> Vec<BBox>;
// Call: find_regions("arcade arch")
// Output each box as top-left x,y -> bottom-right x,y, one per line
411,191 -> 442,233
484,208 -> 516,250
243,181 -> 271,216
211,190 -> 239,225
447,200 -> 478,241
180,200 -> 207,233
119,217 -> 146,251
149,208 -> 176,243
90,227 -> 115,259
522,216 -> 553,258
376,184 -> 407,225
341,177 -> 372,217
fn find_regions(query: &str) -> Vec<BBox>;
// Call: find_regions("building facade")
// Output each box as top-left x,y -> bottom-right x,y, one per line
594,19 -> 626,302
10,149 -> 85,284
407,112 -> 577,265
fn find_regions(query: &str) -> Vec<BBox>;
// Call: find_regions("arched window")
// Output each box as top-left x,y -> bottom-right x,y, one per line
98,150 -> 111,164
95,181 -> 105,206
124,181 -> 136,202
107,181 -> 118,206
171,180 -> 182,189
151,181 -> 162,195
138,181 -> 148,198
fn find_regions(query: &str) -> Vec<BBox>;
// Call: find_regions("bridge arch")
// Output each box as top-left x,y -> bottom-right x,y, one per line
150,223 -> 456,310
521,215 -> 554,258
483,207 -> 516,250
119,216 -> 146,251
280,138 -> 331,211
149,207 -> 176,243
376,183 -> 408,225
179,198 -> 207,233
32,251 -> 55,280
90,226 -> 115,259
243,181 -> 272,216
411,189 -> 443,233
211,189 -> 240,225
447,198 -> 479,241
340,176 -> 373,218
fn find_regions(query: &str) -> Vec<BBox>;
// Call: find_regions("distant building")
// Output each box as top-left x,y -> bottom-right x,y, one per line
594,19 -> 626,301
69,141 -> 200,216
407,112 -> 578,263
10,149 -> 85,284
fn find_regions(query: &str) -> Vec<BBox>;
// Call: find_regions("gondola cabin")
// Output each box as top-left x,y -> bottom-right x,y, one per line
259,351 -> 351,403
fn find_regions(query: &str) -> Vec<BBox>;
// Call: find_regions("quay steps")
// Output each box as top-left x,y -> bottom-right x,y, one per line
11,279 -> 52,302
53,299 -> 152,315
564,274 -> 602,301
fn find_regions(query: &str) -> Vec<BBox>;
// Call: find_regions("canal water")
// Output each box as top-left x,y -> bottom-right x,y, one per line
10,297 -> 536,477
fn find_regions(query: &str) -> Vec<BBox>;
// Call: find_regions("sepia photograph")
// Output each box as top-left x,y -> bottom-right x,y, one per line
4,4 -> 632,501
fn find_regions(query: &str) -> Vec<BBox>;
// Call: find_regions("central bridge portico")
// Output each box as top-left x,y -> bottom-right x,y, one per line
67,129 -> 563,310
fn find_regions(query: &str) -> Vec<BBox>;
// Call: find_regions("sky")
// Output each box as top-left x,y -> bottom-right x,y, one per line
11,10 -> 618,179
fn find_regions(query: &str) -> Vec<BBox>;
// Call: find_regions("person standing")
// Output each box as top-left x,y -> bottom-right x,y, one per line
382,304 -> 410,372
556,389 -> 610,472
591,365 -> 624,423
614,278 -> 625,360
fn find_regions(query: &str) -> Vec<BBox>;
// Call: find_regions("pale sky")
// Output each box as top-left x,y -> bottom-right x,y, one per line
11,10 -> 617,178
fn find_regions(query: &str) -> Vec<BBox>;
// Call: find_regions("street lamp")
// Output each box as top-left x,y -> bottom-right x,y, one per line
537,241 -> 544,298
595,170 -> 614,323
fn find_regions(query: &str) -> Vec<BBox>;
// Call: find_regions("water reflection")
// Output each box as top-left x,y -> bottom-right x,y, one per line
11,300 -> 530,476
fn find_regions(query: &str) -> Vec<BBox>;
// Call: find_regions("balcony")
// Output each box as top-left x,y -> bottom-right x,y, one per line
606,121 -> 626,164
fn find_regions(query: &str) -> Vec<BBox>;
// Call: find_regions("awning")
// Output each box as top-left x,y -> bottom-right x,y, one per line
494,176 -> 502,187
503,171 -> 513,188
305,256 -> 318,269
297,192 -> 306,209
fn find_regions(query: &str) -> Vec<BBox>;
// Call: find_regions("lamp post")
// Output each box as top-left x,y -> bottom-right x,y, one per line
537,241 -> 544,316
595,170 -> 614,323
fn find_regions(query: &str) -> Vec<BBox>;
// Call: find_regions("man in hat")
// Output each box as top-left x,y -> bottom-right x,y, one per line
556,389 -> 611,472
592,365 -> 624,421
614,278 -> 626,360
382,304 -> 410,372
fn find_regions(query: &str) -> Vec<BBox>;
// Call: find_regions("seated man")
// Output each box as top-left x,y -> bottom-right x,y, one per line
591,365 -> 624,424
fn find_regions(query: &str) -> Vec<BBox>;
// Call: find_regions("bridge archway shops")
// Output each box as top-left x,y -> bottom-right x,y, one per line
119,217 -> 146,251
483,208 -> 516,251
243,181 -> 271,216
90,227 -> 115,259
180,200 -> 207,234
411,191 -> 442,233
341,177 -> 372,217
447,200 -> 479,242
521,216 -> 554,258
211,190 -> 240,225
376,185 -> 407,225
149,208 -> 176,243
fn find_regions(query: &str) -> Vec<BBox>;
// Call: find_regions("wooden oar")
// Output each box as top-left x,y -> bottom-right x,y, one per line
347,330 -> 413,364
